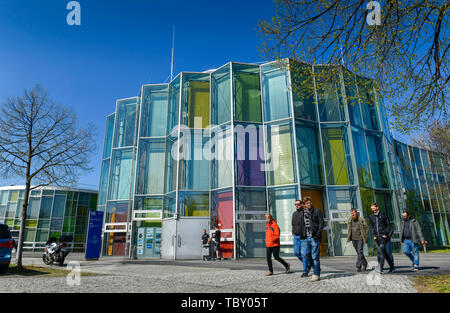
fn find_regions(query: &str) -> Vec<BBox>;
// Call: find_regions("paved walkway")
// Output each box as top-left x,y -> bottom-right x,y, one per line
1,252 -> 448,293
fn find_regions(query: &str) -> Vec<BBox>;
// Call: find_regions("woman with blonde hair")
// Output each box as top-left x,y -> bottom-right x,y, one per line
264,213 -> 290,276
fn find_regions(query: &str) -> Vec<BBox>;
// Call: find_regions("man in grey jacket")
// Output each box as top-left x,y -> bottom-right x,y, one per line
400,210 -> 426,271
347,208 -> 369,272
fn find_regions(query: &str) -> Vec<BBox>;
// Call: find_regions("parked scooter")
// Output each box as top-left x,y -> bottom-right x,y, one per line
43,236 -> 72,266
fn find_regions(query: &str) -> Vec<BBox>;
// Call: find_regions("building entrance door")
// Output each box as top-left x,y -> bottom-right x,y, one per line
161,217 -> 209,259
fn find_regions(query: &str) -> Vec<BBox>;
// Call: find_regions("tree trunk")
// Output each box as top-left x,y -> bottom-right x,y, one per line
16,180 -> 30,268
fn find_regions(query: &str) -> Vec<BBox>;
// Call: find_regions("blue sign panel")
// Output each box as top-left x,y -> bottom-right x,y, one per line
85,210 -> 104,260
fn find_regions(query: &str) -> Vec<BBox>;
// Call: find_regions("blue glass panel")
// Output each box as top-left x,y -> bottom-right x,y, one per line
140,85 -> 168,137
136,140 -> 166,195
295,122 -> 323,185
262,61 -> 291,121
103,114 -> 115,159
113,98 -> 138,148
211,64 -> 231,125
108,149 -> 133,200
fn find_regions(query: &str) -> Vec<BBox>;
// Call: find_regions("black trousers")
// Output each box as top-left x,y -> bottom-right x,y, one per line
352,240 -> 367,269
375,237 -> 394,271
266,246 -> 289,272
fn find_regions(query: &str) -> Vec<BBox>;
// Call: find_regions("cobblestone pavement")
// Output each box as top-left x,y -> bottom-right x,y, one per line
2,252 -> 439,293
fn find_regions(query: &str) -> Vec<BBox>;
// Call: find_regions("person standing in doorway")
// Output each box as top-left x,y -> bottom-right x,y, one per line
265,213 -> 290,276
400,210 -> 426,271
368,203 -> 395,274
213,225 -> 221,260
300,197 -> 324,282
347,208 -> 369,272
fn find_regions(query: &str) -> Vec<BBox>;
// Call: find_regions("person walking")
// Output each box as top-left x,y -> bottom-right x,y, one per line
300,197 -> 324,282
347,208 -> 369,272
292,200 -> 312,273
400,210 -> 426,271
265,213 -> 290,276
368,203 -> 395,274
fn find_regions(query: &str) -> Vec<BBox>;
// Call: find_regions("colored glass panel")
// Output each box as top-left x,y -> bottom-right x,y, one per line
181,74 -> 210,128
366,132 -> 389,188
211,64 -> 231,125
233,63 -> 262,122
103,114 -> 115,159
290,61 -> 316,121
295,122 -> 323,185
266,123 -> 295,186
212,126 -> 233,189
315,66 -> 346,122
136,140 -> 165,195
321,126 -> 353,185
178,192 -> 209,217
351,128 -> 372,187
108,149 -> 134,201
113,98 -> 137,148
140,85 -> 168,137
235,124 -> 265,186
261,61 -> 291,121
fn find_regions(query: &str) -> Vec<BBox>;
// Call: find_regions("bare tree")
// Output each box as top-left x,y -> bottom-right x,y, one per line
412,119 -> 449,166
0,85 -> 96,268
258,0 -> 449,133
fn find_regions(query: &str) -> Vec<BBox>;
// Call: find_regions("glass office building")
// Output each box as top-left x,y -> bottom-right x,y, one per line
0,186 -> 98,252
98,59 -> 449,259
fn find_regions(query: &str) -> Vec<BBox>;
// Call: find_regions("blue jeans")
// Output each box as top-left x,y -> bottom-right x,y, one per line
294,235 -> 312,269
403,239 -> 420,266
301,237 -> 321,276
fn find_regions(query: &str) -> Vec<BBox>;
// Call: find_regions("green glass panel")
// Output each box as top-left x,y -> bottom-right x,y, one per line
140,85 -> 168,137
268,186 -> 298,244
360,187 -> 374,218
38,219 -> 50,228
178,192 -> 209,217
108,148 -> 133,201
24,229 -> 36,242
165,137 -> 178,193
103,114 -> 115,159
63,217 -> 76,233
295,122 -> 323,185
233,63 -> 262,122
211,64 -> 231,125
262,61 -> 291,121
98,159 -> 110,206
178,131 -> 209,190
168,75 -> 181,134
136,140 -> 165,195
266,123 -> 295,185
0,191 -> 8,205
36,230 -> 49,242
290,61 -> 316,121
89,194 -> 97,210
27,197 -> 40,219
113,97 -> 137,148
315,66 -> 346,122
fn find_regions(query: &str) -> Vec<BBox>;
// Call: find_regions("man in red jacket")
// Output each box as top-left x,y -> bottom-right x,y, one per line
265,213 -> 290,276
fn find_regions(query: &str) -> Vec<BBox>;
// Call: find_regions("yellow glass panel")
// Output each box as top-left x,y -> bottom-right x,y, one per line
26,220 -> 37,228
188,81 -> 210,128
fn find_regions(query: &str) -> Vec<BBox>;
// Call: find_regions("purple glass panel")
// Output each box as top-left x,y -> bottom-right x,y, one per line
236,125 -> 265,186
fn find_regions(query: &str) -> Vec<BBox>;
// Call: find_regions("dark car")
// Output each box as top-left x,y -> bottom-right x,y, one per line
0,224 -> 13,274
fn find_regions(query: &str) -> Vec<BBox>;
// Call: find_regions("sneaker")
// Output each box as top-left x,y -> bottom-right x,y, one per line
265,272 -> 273,276
311,275 -> 320,282
388,268 -> 395,274
301,273 -> 308,278
413,266 -> 419,271
285,263 -> 291,274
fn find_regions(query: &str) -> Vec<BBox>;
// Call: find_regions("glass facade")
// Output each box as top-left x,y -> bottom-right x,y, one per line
97,59 -> 450,259
0,186 -> 97,252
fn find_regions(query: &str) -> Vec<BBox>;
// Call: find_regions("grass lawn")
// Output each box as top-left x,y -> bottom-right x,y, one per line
426,245 -> 450,253
413,275 -> 450,293
2,264 -> 101,277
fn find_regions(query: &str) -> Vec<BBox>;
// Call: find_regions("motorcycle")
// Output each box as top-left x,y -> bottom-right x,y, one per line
43,236 -> 72,266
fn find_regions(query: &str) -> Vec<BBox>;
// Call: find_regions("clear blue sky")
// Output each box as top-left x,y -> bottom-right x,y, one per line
0,0 -> 277,189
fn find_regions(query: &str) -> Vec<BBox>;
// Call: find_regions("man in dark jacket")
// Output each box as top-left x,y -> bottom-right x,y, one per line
368,202 -> 395,273
292,200 -> 311,272
299,197 -> 324,282
400,210 -> 426,271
